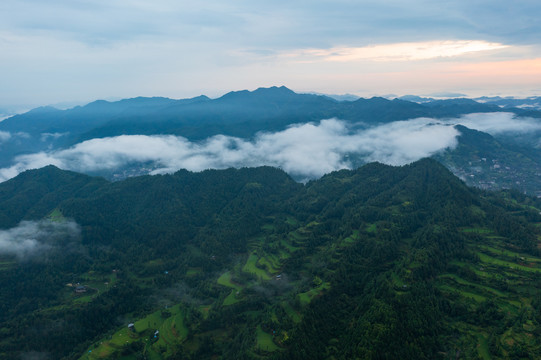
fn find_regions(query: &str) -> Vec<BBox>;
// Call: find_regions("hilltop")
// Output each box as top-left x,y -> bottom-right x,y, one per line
0,160 -> 540,359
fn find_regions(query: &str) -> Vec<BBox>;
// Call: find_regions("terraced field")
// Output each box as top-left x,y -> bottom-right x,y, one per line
432,227 -> 541,359
79,305 -> 188,360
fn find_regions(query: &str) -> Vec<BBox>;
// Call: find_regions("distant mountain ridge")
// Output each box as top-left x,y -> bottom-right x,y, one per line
401,94 -> 541,111
2,86 -> 527,143
0,86 -> 540,195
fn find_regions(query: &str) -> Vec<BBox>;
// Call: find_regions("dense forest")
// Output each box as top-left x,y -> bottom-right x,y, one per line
0,159 -> 541,359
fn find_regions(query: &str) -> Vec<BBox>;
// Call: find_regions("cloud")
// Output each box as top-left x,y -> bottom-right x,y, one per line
0,112 -> 537,183
0,219 -> 81,261
454,112 -> 541,134
40,132 -> 67,142
282,41 -> 508,63
0,131 -> 10,143
355,119 -> 460,164
3,1 -> 540,48
0,118 -> 460,182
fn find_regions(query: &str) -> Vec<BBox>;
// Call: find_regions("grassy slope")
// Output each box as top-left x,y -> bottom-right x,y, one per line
80,305 -> 188,360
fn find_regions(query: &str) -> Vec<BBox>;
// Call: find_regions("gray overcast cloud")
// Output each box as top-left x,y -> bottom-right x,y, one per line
3,1 -> 540,46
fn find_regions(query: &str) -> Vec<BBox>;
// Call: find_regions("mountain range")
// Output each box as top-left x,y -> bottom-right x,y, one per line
0,86 -> 540,195
401,95 -> 541,111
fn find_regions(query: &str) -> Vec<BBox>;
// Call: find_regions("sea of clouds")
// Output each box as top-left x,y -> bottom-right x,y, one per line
0,112 -> 539,182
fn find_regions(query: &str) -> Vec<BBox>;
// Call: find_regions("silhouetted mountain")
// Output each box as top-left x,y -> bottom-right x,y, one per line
422,98 -> 502,115
398,95 -> 435,103
0,95 -> 210,137
308,92 -> 360,101
342,97 -> 429,122
475,96 -> 541,111
0,86 -> 507,144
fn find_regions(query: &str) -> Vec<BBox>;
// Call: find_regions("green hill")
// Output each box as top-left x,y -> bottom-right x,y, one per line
0,160 -> 540,359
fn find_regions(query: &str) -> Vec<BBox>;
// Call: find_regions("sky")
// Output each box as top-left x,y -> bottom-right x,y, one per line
1,0 -> 541,108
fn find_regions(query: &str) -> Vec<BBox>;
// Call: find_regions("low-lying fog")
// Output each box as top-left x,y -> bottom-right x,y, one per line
0,112 -> 539,182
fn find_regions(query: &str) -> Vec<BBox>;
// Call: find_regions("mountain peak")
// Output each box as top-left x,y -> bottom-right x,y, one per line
25,106 -> 60,115
219,86 -> 297,102
254,85 -> 295,94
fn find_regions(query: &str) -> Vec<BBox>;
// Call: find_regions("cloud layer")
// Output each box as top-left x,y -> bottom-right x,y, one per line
0,220 -> 81,260
452,112 -> 541,134
0,112 -> 538,183
0,118 -> 459,182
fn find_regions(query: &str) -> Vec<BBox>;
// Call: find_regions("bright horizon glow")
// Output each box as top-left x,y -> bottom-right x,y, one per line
282,40 -> 508,63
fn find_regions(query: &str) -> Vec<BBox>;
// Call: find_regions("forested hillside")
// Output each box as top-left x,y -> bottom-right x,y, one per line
0,159 -> 540,359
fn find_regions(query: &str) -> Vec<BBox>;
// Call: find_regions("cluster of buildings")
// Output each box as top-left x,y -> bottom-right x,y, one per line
450,157 -> 541,196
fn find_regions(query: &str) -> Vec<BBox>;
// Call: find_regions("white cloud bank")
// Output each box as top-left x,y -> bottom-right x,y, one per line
0,220 -> 81,260
0,112 -> 538,182
452,112 -> 541,134
0,118 -> 460,182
